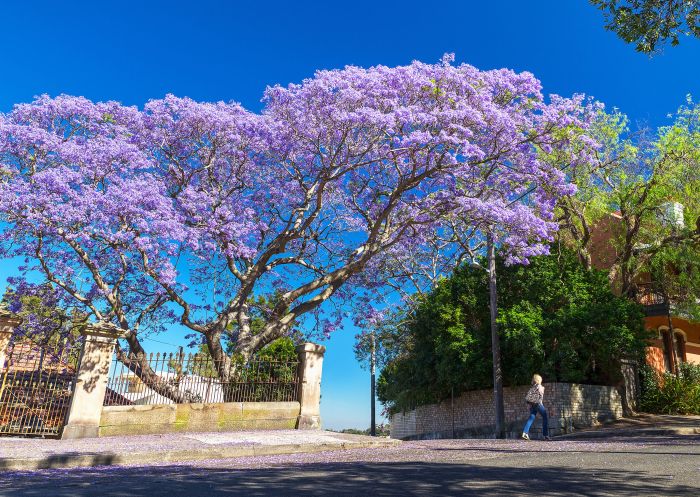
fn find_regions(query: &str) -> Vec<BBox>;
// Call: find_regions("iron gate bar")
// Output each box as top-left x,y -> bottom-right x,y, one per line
105,351 -> 300,406
0,341 -> 78,437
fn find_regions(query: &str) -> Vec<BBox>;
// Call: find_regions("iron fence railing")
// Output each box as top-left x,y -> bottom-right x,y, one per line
104,351 -> 299,406
633,282 -> 670,316
0,341 -> 79,437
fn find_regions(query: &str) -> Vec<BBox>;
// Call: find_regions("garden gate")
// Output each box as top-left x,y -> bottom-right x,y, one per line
0,341 -> 79,437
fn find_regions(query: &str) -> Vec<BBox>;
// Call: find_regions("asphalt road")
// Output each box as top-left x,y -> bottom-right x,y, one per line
1,434 -> 698,496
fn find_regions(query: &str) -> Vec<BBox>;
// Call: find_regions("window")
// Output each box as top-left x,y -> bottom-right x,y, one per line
674,332 -> 687,364
661,328 -> 687,372
662,330 -> 672,371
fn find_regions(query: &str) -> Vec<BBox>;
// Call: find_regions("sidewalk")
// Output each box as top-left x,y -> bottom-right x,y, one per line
0,430 -> 400,471
557,414 -> 700,439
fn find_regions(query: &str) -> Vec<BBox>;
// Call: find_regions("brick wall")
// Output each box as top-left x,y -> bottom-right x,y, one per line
390,383 -> 622,440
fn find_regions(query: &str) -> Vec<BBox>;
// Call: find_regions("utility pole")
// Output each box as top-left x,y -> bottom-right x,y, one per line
370,331 -> 376,436
451,386 -> 455,438
488,231 -> 505,439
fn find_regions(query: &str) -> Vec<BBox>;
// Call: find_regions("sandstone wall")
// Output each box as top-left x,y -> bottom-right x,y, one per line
99,401 -> 300,437
390,383 -> 623,440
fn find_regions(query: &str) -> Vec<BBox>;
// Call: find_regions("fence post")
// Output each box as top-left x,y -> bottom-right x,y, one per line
0,310 -> 21,369
296,342 -> 326,429
62,323 -> 124,439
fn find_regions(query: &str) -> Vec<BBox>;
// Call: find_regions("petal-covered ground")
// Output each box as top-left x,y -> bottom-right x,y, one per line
1,435 -> 698,496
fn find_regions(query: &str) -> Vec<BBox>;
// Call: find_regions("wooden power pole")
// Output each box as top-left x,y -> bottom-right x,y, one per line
488,231 -> 505,438
370,331 -> 376,436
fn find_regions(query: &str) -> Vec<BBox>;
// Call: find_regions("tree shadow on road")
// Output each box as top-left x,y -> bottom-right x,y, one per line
423,434 -> 700,457
0,461 -> 695,497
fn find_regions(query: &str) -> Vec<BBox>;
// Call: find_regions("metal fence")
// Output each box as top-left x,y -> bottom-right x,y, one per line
0,341 -> 79,437
104,351 -> 300,406
633,282 -> 669,316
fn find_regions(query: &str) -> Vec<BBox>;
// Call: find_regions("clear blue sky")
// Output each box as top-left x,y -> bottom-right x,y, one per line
1,1 -> 698,429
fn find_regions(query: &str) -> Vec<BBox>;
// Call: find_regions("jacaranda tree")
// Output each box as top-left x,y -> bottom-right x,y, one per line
0,56 -> 596,396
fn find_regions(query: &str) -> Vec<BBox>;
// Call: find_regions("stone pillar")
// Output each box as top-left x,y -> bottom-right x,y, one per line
296,342 -> 326,430
62,323 -> 124,439
620,358 -> 640,415
0,310 -> 21,369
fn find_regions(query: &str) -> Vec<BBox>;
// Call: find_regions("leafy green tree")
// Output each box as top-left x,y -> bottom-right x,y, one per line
253,336 -> 298,362
377,250 -> 649,414
550,100 -> 700,317
168,295 -> 300,380
176,336 -> 299,378
591,0 -> 700,53
1,283 -> 87,365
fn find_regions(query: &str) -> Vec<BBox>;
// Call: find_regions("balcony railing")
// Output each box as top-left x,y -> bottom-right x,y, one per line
633,283 -> 670,317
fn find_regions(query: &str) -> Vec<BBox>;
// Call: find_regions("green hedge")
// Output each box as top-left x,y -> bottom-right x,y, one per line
377,251 -> 649,414
640,362 -> 700,415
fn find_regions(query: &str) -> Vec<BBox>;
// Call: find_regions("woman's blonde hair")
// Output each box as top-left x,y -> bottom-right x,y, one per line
532,374 -> 542,385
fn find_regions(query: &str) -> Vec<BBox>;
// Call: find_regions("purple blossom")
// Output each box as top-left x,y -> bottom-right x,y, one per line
0,57 -> 599,357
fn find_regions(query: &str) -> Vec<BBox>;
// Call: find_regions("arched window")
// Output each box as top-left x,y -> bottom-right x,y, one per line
659,327 -> 687,372
674,330 -> 687,364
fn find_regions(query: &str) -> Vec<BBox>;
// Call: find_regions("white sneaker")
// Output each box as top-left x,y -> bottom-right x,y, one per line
521,433 -> 530,440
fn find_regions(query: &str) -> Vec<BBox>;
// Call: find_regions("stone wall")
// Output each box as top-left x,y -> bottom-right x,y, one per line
1,309 -> 327,439
99,401 -> 300,437
390,383 -> 623,440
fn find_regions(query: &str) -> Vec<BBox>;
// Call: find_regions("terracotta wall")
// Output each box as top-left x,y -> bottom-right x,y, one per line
646,345 -> 667,373
644,316 -> 700,372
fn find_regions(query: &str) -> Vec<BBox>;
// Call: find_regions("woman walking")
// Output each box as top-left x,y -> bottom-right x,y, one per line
522,374 -> 550,440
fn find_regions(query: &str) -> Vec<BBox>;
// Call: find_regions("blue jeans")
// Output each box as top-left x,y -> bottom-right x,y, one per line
523,402 -> 548,437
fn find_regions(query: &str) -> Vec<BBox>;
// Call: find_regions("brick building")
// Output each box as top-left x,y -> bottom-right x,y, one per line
589,210 -> 700,373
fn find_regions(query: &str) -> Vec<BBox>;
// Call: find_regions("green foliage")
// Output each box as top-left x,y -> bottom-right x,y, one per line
552,100 -> 700,317
591,0 -> 700,53
186,336 -> 297,370
378,250 -> 649,414
640,362 -> 700,414
649,243 -> 700,319
224,293 -> 303,356
1,284 -> 86,346
168,336 -> 299,403
1,284 -> 85,367
171,293 -> 300,383
254,336 -> 298,362
334,423 -> 391,437
175,346 -> 219,378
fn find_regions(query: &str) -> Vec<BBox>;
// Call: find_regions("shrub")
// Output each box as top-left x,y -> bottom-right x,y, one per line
377,250 -> 649,414
640,362 -> 700,415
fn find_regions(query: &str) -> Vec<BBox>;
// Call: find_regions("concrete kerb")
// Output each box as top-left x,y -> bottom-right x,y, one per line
0,436 -> 400,471
557,426 -> 700,439
553,413 -> 700,439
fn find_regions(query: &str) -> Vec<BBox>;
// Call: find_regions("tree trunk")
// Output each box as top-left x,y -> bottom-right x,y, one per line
116,338 -> 190,404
